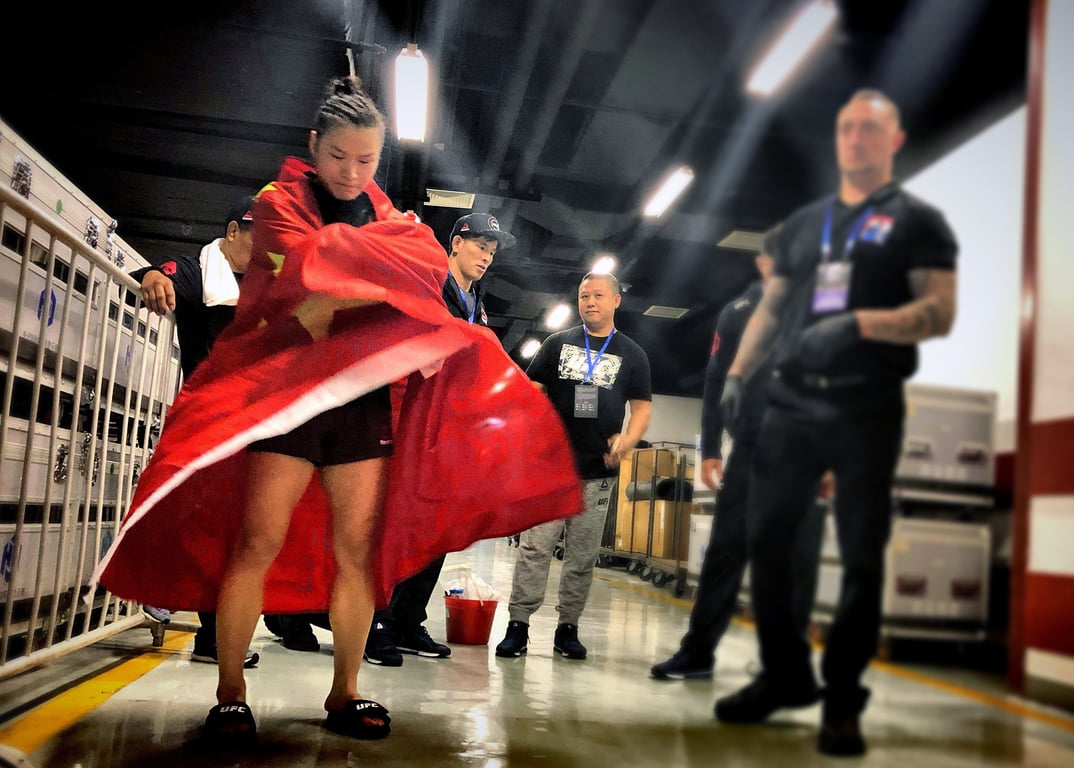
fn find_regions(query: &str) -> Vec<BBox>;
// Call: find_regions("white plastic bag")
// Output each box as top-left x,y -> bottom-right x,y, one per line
440,565 -> 498,603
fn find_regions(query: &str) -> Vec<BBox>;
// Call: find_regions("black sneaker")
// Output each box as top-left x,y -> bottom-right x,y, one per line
495,620 -> 529,657
651,649 -> 713,680
281,631 -> 320,653
276,615 -> 320,653
191,646 -> 260,668
818,714 -> 867,757
364,622 -> 403,666
553,623 -> 587,660
397,625 -> 451,658
714,674 -> 820,723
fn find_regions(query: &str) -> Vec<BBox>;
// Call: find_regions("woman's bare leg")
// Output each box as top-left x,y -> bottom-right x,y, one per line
319,457 -> 388,712
216,452 -> 314,704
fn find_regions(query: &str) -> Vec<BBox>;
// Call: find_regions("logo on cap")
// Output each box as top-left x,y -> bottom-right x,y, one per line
451,212 -> 516,250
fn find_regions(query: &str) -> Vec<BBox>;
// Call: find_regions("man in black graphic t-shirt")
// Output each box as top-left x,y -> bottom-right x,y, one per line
495,272 -> 652,661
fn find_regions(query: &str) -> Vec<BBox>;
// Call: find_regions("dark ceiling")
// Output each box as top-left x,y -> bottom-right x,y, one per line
0,0 -> 1028,397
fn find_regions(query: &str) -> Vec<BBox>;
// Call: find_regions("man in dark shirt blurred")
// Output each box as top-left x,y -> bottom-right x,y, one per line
650,225 -> 823,682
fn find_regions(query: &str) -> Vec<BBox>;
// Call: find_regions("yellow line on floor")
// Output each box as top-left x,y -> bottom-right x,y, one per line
598,572 -> 1074,735
871,661 -> 1074,734
0,630 -> 194,753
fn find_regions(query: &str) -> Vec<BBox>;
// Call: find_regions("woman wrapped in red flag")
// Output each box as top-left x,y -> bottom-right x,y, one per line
92,76 -> 582,743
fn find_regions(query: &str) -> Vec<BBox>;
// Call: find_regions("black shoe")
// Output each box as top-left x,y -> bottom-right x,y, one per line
276,615 -> 320,652
397,625 -> 451,658
651,649 -> 713,680
714,674 -> 820,723
818,715 -> 866,757
553,623 -> 587,660
282,633 -> 319,652
191,646 -> 260,668
263,615 -> 284,637
495,620 -> 529,657
364,622 -> 403,666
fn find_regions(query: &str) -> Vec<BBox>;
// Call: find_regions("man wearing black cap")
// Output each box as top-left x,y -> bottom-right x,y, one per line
364,211 -> 517,666
136,196 -> 255,369
130,194 -> 261,667
441,212 -> 516,324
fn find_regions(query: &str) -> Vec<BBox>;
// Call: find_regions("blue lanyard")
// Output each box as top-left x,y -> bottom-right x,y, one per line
453,277 -> 476,324
821,201 -> 874,262
583,327 -> 615,382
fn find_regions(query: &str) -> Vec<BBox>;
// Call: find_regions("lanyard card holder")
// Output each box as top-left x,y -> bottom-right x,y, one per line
813,261 -> 852,313
574,383 -> 598,418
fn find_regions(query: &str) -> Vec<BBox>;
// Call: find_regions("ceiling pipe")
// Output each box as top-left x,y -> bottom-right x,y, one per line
479,0 -> 556,189
512,0 -> 604,191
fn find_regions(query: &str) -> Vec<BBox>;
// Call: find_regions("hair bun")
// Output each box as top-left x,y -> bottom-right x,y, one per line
329,75 -> 364,98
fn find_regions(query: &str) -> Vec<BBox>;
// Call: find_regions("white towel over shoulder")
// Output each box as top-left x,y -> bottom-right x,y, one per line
200,238 -> 240,306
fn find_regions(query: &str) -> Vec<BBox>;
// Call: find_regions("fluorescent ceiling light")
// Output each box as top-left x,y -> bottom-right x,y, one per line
642,165 -> 694,218
520,338 -> 542,359
395,44 -> 428,142
425,188 -> 475,209
643,305 -> 690,319
591,255 -> 616,274
717,229 -> 766,251
545,303 -> 571,330
746,0 -> 838,97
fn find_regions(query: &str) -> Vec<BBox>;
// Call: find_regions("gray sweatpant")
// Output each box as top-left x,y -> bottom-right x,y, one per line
507,477 -> 614,626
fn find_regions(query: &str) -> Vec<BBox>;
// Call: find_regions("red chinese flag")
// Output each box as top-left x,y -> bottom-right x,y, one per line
94,159 -> 583,612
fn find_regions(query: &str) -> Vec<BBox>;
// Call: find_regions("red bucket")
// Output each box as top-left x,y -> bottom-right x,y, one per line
444,596 -> 498,645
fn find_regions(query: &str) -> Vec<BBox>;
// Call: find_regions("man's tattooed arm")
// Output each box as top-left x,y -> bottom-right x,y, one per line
857,268 -> 956,343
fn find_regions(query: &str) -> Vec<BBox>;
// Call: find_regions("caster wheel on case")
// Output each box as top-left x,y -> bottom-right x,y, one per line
553,545 -> 565,561
652,571 -> 669,588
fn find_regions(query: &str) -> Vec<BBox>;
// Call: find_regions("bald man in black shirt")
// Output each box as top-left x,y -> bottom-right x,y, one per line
714,90 -> 957,757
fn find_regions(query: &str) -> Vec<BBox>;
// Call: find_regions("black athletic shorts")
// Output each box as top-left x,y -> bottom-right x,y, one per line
247,385 -> 393,467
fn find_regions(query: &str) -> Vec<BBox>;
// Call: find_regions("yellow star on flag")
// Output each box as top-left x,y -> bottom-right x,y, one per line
267,252 -> 285,276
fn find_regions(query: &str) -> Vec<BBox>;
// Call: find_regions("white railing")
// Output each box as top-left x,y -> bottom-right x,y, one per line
0,182 -> 181,679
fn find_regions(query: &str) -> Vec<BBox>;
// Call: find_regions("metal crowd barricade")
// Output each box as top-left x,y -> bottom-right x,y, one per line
0,183 -> 180,680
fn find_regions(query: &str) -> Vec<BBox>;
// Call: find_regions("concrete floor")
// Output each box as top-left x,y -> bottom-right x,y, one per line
2,537 -> 1073,767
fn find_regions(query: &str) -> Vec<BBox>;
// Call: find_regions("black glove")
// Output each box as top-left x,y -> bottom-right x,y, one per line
795,312 -> 859,368
720,375 -> 744,427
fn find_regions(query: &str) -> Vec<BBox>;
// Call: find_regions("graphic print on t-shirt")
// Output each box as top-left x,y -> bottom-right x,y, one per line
557,344 -> 623,389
